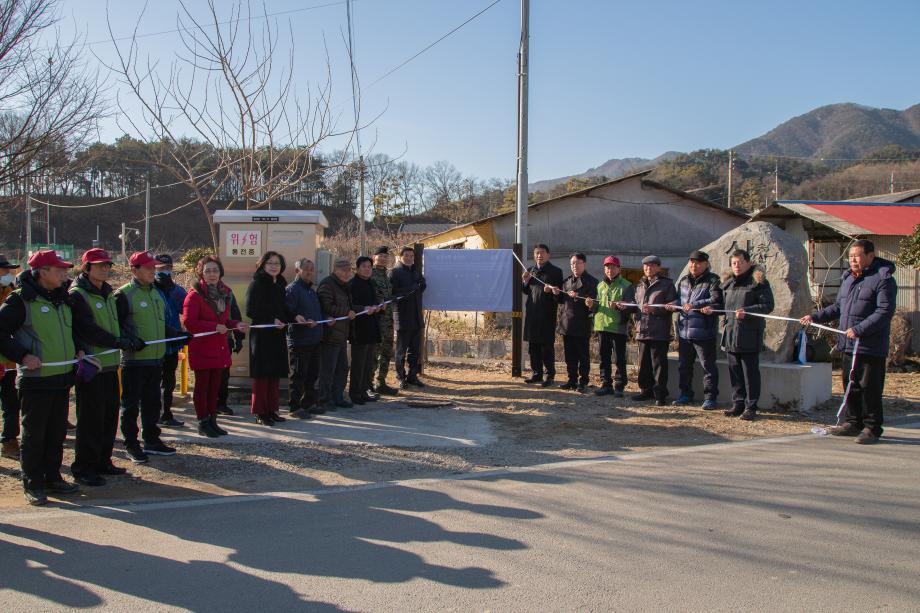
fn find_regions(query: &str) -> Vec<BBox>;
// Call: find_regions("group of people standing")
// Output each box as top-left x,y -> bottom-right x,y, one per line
522,240 -> 896,441
0,243 -> 427,506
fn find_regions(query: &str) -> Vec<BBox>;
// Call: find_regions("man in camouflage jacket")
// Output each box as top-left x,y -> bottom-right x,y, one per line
370,246 -> 398,395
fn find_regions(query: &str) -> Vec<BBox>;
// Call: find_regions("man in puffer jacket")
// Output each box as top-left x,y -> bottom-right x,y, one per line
720,249 -> 774,421
801,239 -> 896,444
671,250 -> 723,410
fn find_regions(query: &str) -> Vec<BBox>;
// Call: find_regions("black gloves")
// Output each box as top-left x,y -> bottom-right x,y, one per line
115,336 -> 135,351
131,337 -> 146,351
231,330 -> 244,353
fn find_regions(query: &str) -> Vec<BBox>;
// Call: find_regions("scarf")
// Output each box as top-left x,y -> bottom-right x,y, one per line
201,281 -> 227,315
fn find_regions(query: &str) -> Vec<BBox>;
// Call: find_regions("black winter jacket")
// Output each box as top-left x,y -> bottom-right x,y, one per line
720,268 -> 775,353
389,263 -> 426,332
675,271 -> 723,341
349,275 -> 381,345
245,270 -> 290,378
631,275 -> 678,342
317,274 -> 353,345
557,272 -> 598,338
522,261 -> 564,343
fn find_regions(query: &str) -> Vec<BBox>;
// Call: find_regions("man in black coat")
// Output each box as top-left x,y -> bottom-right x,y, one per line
389,246 -> 426,389
625,255 -> 678,406
317,259 -> 357,411
720,249 -> 775,421
552,252 -> 598,393
522,243 -> 564,386
801,239 -> 896,444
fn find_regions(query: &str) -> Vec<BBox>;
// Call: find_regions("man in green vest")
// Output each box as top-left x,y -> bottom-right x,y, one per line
69,248 -> 139,486
586,256 -> 634,397
0,250 -> 83,505
116,251 -> 190,464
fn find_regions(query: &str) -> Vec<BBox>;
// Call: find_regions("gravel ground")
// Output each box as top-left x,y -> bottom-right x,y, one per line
1,359 -> 917,508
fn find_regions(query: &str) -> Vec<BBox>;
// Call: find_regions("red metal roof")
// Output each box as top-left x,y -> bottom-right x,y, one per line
806,203 -> 920,236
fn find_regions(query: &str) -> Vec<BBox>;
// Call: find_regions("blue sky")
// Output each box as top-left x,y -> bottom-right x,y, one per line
54,0 -> 920,182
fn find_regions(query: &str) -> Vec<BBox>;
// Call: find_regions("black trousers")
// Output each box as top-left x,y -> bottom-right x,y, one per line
160,353 -> 179,420
1,370 -> 21,442
72,370 -> 120,476
318,343 -> 349,404
597,332 -> 627,390
727,351 -> 760,410
562,334 -> 590,386
527,340 -> 556,379
350,343 -> 378,398
677,338 -> 719,401
637,340 -> 669,400
288,343 -> 320,411
121,364 -> 163,446
217,367 -> 230,409
841,352 -> 886,436
19,387 -> 70,490
395,329 -> 421,381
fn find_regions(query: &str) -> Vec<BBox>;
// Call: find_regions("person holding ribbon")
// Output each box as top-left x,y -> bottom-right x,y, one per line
586,256 -> 633,397
349,256 -> 382,405
371,246 -> 399,396
154,254 -> 188,429
522,244 -> 564,387
624,255 -> 678,406
0,250 -> 84,505
245,251 -> 294,426
116,251 -> 191,463
317,258 -> 357,411
69,248 -> 138,486
285,258 -> 323,418
390,247 -> 426,389
720,249 -> 774,421
183,255 -> 249,437
800,239 -> 896,444
554,252 -> 598,393
0,254 -> 22,461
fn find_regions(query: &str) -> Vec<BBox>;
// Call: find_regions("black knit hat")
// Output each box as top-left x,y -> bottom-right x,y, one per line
373,245 -> 389,255
0,255 -> 20,269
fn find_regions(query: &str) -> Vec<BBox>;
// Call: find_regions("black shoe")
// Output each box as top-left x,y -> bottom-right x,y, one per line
159,417 -> 185,428
594,386 -> 613,396
724,406 -> 744,417
270,412 -> 287,423
97,463 -> 127,476
613,389 -> 624,398
351,396 -> 367,405
216,405 -> 234,416
524,375 -> 543,384
854,428 -> 879,445
335,399 -> 354,409
558,381 -> 576,390
576,385 -> 588,394
365,391 -> 380,401
407,378 -> 425,388
210,416 -> 228,436
74,473 -> 106,487
144,441 -> 177,456
24,488 -> 47,506
290,408 -> 314,419
45,479 -> 80,494
632,392 -> 654,401
399,379 -> 409,390
655,399 -> 668,407
318,402 -> 336,413
310,405 -> 327,415
740,408 -> 758,421
198,419 -> 220,438
376,383 -> 399,396
829,423 -> 861,436
256,415 -> 275,426
125,444 -> 149,464
540,377 -> 554,388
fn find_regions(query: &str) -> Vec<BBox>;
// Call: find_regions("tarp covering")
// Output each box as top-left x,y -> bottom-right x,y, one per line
423,249 -> 513,312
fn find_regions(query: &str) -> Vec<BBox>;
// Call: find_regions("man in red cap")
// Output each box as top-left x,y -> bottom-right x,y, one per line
115,251 -> 191,463
0,250 -> 83,505
69,248 -> 140,485
0,253 -> 22,461
585,256 -> 634,397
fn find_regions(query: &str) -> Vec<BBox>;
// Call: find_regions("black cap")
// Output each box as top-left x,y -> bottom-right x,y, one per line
373,245 -> 389,255
0,255 -> 20,269
154,254 -> 173,267
689,250 -> 709,262
641,255 -> 661,266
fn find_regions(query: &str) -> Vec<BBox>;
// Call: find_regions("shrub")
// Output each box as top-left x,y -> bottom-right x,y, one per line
180,247 -> 214,272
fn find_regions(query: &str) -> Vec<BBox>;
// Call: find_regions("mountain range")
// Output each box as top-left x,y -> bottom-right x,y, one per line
530,103 -> 920,192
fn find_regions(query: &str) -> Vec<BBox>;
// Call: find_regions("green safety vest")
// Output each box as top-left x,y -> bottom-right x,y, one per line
116,281 -> 166,362
13,290 -> 76,379
70,285 -> 122,370
593,276 -> 632,334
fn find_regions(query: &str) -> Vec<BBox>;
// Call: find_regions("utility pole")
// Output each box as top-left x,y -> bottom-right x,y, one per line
774,159 -> 779,202
727,149 -> 734,208
121,222 -> 127,262
46,202 -> 51,244
144,176 -> 151,251
515,0 -> 529,251
25,193 -> 32,256
890,171 -> 895,194
359,155 -> 366,256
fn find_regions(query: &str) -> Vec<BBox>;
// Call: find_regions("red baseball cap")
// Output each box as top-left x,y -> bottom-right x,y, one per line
82,248 -> 113,264
28,249 -> 73,269
129,250 -> 158,268
603,256 -> 621,267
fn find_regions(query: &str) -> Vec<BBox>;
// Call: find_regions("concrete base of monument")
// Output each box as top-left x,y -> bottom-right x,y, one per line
666,354 -> 833,411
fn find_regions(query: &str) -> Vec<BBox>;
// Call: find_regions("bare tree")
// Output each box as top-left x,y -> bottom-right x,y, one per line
105,0 -> 345,249
0,0 -> 107,192
424,160 -> 461,207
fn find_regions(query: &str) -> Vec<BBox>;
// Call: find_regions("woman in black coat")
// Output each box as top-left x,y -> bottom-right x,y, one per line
348,256 -> 382,404
245,251 -> 291,425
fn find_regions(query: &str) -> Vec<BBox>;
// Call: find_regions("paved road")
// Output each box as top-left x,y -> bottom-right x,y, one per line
2,423 -> 919,612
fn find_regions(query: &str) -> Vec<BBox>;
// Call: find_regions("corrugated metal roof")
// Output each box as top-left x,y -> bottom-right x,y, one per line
844,188 -> 920,203
770,200 -> 920,236
398,223 -> 455,234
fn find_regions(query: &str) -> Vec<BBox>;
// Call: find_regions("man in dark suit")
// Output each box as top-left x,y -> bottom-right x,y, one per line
389,247 -> 426,389
522,244 -> 564,387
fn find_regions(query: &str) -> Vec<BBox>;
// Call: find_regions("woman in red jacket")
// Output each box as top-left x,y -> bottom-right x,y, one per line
183,256 -> 249,437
